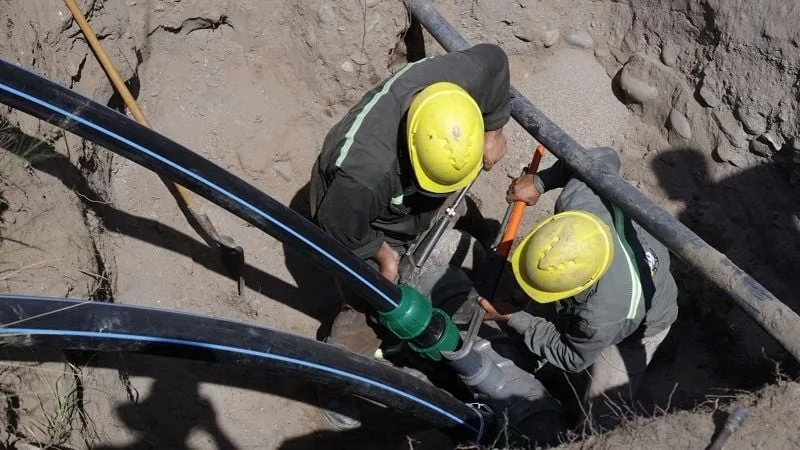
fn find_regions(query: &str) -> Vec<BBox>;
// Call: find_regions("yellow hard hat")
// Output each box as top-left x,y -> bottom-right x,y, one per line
407,82 -> 484,194
511,211 -> 615,303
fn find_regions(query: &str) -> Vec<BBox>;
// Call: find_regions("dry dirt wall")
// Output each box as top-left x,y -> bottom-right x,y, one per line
1,2 -> 141,448
602,0 -> 800,369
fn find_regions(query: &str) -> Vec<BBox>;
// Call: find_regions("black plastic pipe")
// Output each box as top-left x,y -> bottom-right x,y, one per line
403,0 -> 800,361
0,58 -> 400,313
0,294 -> 486,440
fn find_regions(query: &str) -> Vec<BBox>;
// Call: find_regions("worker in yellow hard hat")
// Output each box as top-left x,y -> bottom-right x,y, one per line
479,147 -> 678,430
310,44 -> 511,429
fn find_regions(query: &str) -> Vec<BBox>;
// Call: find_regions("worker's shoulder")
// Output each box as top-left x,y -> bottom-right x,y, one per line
576,255 -> 637,322
424,43 -> 508,67
466,43 -> 509,60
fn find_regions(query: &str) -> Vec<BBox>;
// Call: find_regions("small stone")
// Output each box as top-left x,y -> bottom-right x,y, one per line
761,131 -> 783,152
713,109 -> 748,148
340,61 -> 355,72
736,107 -> 767,135
698,83 -> 720,108
543,29 -> 559,47
273,161 -> 294,182
714,141 -> 747,167
513,31 -> 533,43
749,139 -> 771,157
669,108 -> 692,139
619,68 -> 658,103
317,4 -> 337,24
779,103 -> 793,122
790,136 -> 800,151
661,43 -> 678,67
594,47 -> 610,58
351,51 -> 368,65
366,0 -> 383,7
304,27 -> 317,48
566,30 -> 594,49
790,212 -> 800,233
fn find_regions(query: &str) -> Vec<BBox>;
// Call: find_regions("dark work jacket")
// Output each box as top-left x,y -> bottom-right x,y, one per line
310,44 -> 511,259
508,147 -> 679,372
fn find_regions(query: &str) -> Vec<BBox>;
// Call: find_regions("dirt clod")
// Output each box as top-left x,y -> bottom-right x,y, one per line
698,81 -> 721,108
620,67 -> 659,103
737,107 -> 768,135
565,30 -> 594,48
543,29 -> 560,47
669,108 -> 692,139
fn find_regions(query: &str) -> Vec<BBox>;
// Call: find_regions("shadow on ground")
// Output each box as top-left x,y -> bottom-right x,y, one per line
1,346 -> 453,450
0,120 -> 331,321
632,147 -> 800,416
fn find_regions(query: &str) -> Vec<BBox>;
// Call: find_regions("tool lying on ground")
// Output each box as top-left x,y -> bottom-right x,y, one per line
707,406 -> 747,450
63,0 -> 246,294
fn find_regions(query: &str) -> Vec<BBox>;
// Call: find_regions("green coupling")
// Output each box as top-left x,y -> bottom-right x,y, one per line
379,284 -> 460,361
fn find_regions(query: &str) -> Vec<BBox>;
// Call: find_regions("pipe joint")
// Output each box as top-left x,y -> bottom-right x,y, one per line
379,285 -> 459,360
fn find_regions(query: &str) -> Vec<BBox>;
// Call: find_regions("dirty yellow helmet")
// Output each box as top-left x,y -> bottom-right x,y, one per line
511,211 -> 614,303
407,82 -> 484,194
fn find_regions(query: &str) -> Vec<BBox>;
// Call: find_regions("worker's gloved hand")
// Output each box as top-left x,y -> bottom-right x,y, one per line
483,128 -> 507,170
506,173 -> 541,206
478,297 -> 514,322
374,241 -> 401,283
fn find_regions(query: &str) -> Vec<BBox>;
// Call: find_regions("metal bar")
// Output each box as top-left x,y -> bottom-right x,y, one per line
403,0 -> 800,361
413,179 -> 475,268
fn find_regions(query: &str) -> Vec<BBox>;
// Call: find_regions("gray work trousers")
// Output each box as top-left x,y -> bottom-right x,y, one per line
582,326 -> 671,429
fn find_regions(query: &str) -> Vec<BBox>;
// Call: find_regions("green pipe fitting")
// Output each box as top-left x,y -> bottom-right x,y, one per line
409,309 -> 460,361
379,284 -> 433,340
379,284 -> 460,361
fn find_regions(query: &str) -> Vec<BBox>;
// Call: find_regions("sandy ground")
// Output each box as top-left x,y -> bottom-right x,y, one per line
1,0 -> 800,448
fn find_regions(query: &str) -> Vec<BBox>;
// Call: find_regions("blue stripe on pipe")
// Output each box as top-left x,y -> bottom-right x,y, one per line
0,78 -> 398,308
0,325 -> 480,436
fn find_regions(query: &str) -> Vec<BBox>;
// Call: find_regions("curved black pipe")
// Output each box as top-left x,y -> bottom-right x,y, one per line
402,0 -> 800,361
0,58 -> 400,313
0,294 -> 485,440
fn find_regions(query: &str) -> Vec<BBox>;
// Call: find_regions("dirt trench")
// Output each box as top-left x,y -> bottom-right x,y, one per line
1,0 -> 799,448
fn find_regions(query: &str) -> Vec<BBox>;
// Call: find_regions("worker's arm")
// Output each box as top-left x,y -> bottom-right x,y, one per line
315,171 -> 388,262
479,297 -> 618,372
498,147 -> 627,371
505,310 -> 620,372
507,147 -> 621,205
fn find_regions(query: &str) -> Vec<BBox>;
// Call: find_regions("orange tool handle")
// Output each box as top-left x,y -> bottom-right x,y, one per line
496,145 -> 546,257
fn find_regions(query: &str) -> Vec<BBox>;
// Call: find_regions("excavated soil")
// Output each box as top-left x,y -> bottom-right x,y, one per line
1,0 -> 799,448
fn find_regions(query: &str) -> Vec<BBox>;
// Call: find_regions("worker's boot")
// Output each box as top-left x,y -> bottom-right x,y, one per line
317,388 -> 361,430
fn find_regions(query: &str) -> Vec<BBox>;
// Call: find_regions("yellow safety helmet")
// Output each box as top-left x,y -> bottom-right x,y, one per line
407,82 -> 484,194
511,211 -> 615,303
